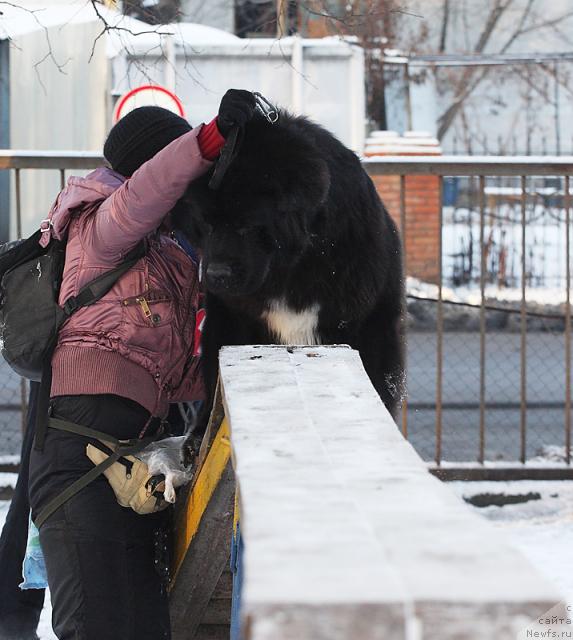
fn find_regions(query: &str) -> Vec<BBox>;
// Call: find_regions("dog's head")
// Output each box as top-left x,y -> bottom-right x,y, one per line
174,113 -> 330,297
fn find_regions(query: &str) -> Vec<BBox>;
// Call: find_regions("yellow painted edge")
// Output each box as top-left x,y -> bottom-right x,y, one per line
171,417 -> 231,584
233,485 -> 240,535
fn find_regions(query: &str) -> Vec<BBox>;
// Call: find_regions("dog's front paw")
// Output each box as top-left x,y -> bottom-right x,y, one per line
181,432 -> 203,469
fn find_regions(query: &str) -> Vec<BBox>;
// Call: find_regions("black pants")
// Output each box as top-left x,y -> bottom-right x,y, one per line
29,395 -> 171,640
0,382 -> 44,640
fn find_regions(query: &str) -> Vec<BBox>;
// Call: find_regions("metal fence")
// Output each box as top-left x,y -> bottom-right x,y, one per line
366,157 -> 573,471
1,153 -> 573,472
0,152 -> 102,457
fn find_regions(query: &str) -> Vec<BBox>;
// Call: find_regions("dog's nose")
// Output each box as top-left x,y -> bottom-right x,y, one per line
206,263 -> 233,282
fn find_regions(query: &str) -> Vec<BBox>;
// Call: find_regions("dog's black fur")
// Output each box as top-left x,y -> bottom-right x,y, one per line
174,112 -> 404,445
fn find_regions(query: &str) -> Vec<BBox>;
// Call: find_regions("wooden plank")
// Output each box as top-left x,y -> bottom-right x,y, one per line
171,386 -> 228,582
220,345 -> 564,640
194,624 -> 231,640
169,460 -> 234,640
170,384 -> 235,640
202,597 -> 232,625
211,571 -> 233,600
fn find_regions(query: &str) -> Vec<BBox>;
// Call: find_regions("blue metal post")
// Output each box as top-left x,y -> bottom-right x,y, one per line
230,521 -> 244,640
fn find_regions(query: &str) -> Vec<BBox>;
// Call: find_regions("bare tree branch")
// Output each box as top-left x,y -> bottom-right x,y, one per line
88,0 -> 168,62
500,0 -> 539,52
436,0 -> 514,138
0,0 -> 73,96
434,0 -> 573,141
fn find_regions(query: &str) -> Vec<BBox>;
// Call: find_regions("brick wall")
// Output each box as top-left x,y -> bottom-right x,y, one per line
364,132 -> 442,285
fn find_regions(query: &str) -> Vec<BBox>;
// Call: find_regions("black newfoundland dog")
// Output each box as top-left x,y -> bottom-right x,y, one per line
174,111 -> 404,449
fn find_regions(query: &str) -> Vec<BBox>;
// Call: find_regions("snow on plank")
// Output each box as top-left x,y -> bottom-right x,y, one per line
219,345 -> 564,640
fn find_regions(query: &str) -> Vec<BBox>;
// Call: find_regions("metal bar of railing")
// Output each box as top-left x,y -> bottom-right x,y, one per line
60,168 -> 66,190
566,175 -> 571,466
364,157 -> 573,176
479,176 -> 486,464
520,176 -> 527,463
14,168 -> 22,239
1,153 -> 573,176
435,177 -> 444,466
20,378 -> 27,436
0,151 -> 103,170
14,168 -> 26,431
400,175 -> 408,439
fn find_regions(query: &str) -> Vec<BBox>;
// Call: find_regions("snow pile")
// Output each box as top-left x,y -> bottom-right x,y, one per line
443,202 -> 569,293
530,445 -> 573,464
451,480 -> 573,603
0,472 -> 17,490
408,276 -> 570,308
407,275 -> 569,331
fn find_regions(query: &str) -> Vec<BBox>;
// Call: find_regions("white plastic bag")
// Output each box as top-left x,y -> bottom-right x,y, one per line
20,516 -> 48,590
137,436 -> 193,503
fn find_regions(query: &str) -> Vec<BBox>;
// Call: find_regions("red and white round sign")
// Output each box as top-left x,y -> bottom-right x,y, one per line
114,85 -> 185,122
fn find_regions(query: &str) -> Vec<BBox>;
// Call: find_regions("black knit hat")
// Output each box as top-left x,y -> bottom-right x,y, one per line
104,106 -> 192,177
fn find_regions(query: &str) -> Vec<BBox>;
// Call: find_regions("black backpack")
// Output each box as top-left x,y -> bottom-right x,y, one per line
0,229 -> 144,380
0,225 -> 145,448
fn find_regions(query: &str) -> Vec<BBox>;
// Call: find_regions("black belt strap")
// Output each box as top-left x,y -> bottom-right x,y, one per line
46,417 -> 151,447
34,418 -> 156,528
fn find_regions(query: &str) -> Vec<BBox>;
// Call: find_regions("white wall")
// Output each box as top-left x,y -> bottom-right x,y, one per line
113,37 -> 366,153
9,20 -> 109,237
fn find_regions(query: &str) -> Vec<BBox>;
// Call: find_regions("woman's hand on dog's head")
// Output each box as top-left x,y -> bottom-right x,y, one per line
217,89 -> 257,137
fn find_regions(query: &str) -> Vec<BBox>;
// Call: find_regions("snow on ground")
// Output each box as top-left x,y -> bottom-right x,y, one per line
0,473 -> 17,489
0,480 -> 570,636
408,275 -> 570,307
37,593 -> 56,640
450,480 -> 573,603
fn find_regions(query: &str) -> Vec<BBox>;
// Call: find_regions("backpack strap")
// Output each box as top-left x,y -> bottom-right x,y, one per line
34,240 -> 147,451
33,358 -> 54,452
62,241 -> 146,316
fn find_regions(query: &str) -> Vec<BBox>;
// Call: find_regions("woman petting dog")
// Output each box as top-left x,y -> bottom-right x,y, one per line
27,89 -> 256,640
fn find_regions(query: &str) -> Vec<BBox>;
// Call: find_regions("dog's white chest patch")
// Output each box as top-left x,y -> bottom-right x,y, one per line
262,300 -> 321,345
